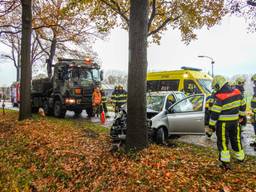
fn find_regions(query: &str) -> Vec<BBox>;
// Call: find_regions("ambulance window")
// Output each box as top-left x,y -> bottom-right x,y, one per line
147,80 -> 180,92
184,80 -> 201,94
159,80 -> 179,91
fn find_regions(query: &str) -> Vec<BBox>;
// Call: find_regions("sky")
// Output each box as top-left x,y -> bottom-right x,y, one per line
1,15 -> 256,87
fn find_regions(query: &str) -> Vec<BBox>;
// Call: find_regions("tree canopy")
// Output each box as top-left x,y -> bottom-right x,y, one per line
70,0 -> 226,44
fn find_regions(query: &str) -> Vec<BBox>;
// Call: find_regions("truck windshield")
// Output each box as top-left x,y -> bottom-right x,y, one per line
68,68 -> 99,80
197,79 -> 212,94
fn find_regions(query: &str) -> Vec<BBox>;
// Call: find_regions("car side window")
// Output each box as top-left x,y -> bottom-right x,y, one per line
171,95 -> 204,113
184,80 -> 201,95
165,94 -> 176,110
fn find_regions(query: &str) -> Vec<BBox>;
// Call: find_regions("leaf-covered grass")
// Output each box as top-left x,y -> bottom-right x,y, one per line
0,111 -> 255,191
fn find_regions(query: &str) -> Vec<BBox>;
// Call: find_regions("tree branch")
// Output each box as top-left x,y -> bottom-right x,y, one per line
148,0 -> 156,31
147,15 -> 182,37
100,0 -> 129,25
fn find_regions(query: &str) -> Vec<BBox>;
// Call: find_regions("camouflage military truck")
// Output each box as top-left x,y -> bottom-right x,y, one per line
31,58 -> 103,118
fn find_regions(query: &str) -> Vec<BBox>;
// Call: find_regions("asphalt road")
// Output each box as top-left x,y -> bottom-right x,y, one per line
3,101 -> 256,156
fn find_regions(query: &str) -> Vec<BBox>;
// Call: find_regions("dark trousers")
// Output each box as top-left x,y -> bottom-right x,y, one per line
216,121 -> 245,163
253,114 -> 256,135
102,103 -> 108,113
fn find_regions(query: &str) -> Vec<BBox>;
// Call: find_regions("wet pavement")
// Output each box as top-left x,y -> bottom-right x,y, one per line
175,125 -> 256,156
3,101 -> 256,156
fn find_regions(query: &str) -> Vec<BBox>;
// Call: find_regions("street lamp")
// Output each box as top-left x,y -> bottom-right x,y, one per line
198,55 -> 215,77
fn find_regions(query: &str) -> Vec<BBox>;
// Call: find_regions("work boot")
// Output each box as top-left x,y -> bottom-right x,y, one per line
219,162 -> 231,171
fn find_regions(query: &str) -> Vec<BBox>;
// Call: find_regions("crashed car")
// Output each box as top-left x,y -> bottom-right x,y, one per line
151,93 -> 206,143
110,91 -> 190,144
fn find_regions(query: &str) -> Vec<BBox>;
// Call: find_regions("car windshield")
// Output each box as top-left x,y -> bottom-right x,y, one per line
147,95 -> 165,112
197,79 -> 212,94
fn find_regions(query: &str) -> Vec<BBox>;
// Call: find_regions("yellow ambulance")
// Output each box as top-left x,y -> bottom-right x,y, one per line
147,67 -> 212,95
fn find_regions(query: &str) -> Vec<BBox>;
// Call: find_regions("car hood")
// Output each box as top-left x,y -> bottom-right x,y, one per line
120,104 -> 160,119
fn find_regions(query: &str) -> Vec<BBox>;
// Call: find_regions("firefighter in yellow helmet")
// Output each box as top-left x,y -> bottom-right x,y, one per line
111,85 -> 119,113
209,75 -> 246,170
205,90 -> 216,138
235,76 -> 247,133
250,74 -> 256,150
116,85 -> 127,111
235,76 -> 246,96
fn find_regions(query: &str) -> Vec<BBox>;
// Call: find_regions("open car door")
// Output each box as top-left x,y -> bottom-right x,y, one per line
167,94 -> 206,134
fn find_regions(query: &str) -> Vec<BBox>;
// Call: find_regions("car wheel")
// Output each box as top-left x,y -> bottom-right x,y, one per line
156,127 -> 166,145
54,100 -> 66,118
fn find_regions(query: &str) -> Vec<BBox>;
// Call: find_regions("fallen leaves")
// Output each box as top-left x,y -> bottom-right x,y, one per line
0,111 -> 256,192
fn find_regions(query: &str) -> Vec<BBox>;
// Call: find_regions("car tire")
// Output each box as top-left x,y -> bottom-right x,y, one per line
156,127 -> 166,145
54,100 -> 66,118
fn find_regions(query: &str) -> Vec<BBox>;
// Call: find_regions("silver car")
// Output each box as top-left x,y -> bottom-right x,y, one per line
149,93 -> 206,144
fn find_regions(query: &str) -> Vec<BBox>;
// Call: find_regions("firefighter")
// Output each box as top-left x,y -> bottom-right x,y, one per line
209,75 -> 246,170
116,85 -> 127,111
205,91 -> 216,138
100,87 -> 110,118
235,76 -> 247,133
111,86 -> 119,113
235,76 -> 246,96
92,86 -> 102,117
250,74 -> 256,149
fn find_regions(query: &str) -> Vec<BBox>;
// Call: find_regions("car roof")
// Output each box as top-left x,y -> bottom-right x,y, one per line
147,91 -> 184,96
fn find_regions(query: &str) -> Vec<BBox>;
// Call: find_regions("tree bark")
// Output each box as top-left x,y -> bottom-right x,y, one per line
47,37 -> 57,77
19,0 -> 32,121
126,0 -> 148,151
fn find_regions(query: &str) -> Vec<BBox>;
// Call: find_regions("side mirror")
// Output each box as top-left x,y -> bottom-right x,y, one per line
100,70 -> 104,81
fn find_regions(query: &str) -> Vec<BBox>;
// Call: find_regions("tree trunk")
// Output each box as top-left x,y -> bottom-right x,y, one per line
47,37 -> 57,78
126,0 -> 148,151
19,0 -> 32,121
16,66 -> 20,82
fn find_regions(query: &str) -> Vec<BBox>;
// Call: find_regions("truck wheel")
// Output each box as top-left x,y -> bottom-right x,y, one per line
74,109 -> 82,117
86,107 -> 94,118
31,107 -> 38,113
156,127 -> 166,145
54,100 -> 66,118
43,101 -> 53,116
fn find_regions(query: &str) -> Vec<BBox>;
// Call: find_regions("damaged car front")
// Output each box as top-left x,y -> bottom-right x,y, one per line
110,91 -> 186,144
